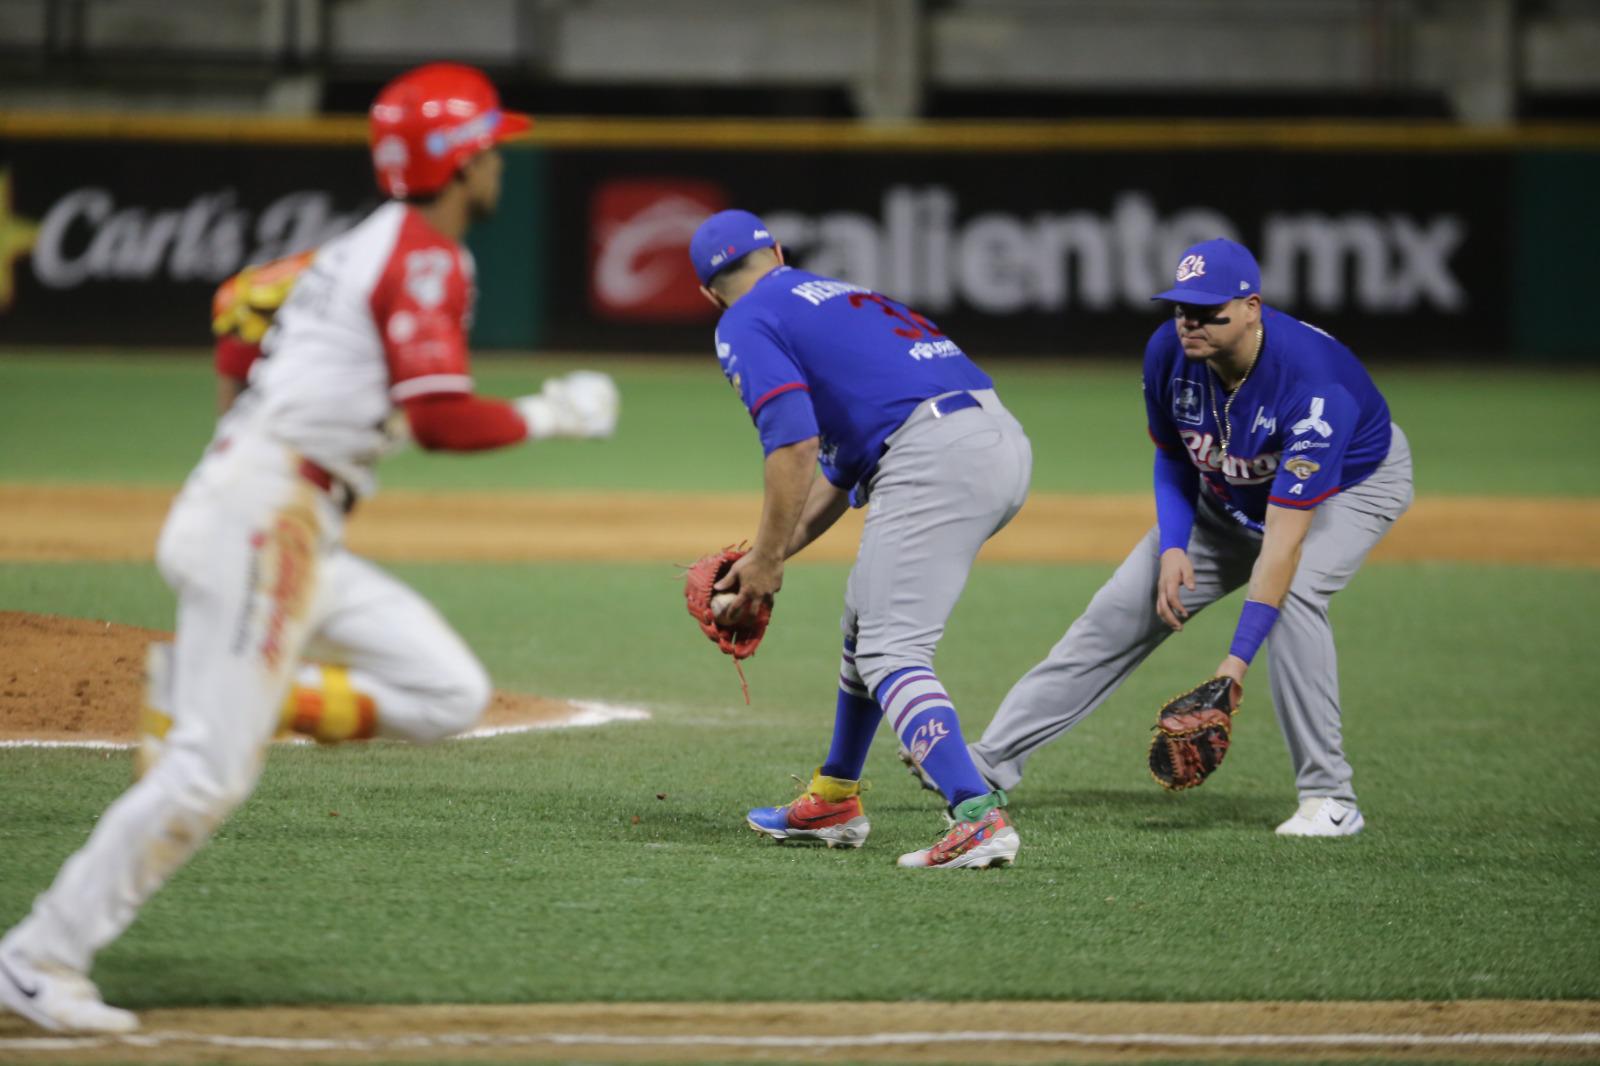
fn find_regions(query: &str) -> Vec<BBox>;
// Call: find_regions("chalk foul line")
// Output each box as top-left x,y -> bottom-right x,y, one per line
0,700 -> 651,751
2,1027 -> 1599,1054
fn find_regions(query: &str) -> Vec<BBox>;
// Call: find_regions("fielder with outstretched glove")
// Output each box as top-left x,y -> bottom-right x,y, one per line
684,546 -> 772,700
1148,676 -> 1241,791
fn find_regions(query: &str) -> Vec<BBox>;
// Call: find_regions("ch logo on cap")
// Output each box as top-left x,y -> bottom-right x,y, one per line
1176,254 -> 1206,282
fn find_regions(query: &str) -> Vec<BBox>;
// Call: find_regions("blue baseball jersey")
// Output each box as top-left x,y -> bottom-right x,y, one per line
712,265 -> 993,492
1143,306 -> 1393,531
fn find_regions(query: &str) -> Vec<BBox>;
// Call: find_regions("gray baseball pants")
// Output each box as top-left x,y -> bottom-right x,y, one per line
969,425 -> 1413,806
843,388 -> 1033,694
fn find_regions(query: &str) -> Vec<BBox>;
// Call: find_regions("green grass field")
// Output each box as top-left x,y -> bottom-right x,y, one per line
1,354 -> 1597,1013
3,353 -> 1598,494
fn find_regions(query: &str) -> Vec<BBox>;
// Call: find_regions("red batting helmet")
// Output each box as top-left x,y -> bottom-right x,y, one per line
368,63 -> 533,200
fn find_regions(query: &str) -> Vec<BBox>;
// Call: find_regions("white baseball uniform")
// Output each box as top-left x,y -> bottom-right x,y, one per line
4,201 -> 498,976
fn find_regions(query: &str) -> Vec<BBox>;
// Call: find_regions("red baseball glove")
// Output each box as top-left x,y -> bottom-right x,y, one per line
684,547 -> 773,700
1147,676 -> 1242,791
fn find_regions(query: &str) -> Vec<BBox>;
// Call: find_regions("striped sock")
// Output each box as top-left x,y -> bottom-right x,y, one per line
280,664 -> 379,743
875,666 -> 988,806
820,637 -> 881,781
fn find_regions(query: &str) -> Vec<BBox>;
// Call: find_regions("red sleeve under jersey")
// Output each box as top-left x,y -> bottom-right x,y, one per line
369,209 -> 476,404
214,334 -> 259,382
211,249 -> 315,384
402,393 -> 527,451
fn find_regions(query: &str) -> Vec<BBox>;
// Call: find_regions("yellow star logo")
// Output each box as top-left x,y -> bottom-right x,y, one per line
0,168 -> 41,313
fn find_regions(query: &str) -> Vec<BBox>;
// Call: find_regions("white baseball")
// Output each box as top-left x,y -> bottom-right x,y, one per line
711,592 -> 740,622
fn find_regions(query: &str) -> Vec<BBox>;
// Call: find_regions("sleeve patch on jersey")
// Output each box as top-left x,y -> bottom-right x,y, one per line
1290,396 -> 1335,438
404,248 -> 456,310
391,373 -> 474,402
1283,457 -> 1321,480
1171,378 -> 1204,426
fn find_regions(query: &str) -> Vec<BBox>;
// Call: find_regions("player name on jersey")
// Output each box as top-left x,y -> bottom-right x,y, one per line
1180,430 -> 1279,485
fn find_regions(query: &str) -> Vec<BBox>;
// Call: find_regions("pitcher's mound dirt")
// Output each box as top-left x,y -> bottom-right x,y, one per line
0,611 -> 576,744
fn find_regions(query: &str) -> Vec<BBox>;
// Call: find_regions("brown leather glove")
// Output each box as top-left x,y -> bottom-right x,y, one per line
684,547 -> 772,661
1148,676 -> 1242,791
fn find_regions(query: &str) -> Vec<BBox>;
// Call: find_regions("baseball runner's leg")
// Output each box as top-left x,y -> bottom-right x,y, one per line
292,551 -> 491,745
143,549 -> 491,749
134,641 -> 176,780
968,498 -> 1255,792
0,453 -> 335,1033
1268,426 -> 1413,833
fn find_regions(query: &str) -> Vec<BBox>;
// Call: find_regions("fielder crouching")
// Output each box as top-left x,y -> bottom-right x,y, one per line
957,238 -> 1412,837
0,63 -> 619,1035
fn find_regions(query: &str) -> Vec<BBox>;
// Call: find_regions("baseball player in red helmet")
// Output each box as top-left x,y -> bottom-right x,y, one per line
0,63 -> 618,1034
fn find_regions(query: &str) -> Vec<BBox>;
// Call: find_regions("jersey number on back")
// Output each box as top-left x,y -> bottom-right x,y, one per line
846,292 -> 944,341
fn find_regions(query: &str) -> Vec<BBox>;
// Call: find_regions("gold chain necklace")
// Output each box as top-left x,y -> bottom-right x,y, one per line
1208,325 -> 1264,459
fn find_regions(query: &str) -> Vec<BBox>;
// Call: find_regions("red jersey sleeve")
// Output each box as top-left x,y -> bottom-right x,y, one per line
369,211 -> 475,403
402,393 -> 528,451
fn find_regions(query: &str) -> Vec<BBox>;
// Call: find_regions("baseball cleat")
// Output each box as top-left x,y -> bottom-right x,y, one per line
0,941 -> 138,1034
1275,797 -> 1364,837
897,790 -> 1020,869
746,769 -> 870,848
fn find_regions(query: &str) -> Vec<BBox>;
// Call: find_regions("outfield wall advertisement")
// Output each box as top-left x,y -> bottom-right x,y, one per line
557,149 -> 1507,356
0,141 -> 376,345
0,126 -> 1590,357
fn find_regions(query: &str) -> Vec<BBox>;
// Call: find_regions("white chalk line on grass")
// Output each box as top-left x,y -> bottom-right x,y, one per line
467,700 -> 651,736
0,701 -> 651,750
3,1028 -> 1599,1054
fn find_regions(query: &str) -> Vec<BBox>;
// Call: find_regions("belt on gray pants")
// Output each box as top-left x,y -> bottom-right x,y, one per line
854,391 -> 984,507
928,391 -> 981,419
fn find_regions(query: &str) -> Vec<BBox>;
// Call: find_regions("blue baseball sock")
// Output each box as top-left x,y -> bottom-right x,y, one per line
875,666 -> 989,806
820,638 -> 880,781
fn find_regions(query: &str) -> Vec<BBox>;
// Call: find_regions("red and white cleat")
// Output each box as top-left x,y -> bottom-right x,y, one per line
897,792 -> 1019,869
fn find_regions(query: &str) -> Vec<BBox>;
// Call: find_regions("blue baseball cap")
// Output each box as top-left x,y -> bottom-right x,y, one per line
689,209 -> 777,285
1151,238 -> 1261,306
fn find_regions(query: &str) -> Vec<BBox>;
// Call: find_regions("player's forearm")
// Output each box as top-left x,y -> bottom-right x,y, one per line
1244,504 -> 1315,607
402,393 -> 528,451
785,475 -> 851,559
752,437 -> 820,563
1222,509 -> 1311,674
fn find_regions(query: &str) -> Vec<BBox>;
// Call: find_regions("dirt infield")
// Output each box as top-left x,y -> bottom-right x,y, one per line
2,484 -> 1597,566
1,999 -> 1596,1063
0,611 -> 587,745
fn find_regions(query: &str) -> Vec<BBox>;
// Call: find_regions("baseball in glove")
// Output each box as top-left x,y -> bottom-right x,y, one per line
684,545 -> 772,702
1147,676 -> 1242,791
